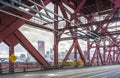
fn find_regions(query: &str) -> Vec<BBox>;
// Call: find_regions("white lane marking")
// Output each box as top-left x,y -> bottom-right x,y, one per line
47,73 -> 56,76
87,69 -> 120,78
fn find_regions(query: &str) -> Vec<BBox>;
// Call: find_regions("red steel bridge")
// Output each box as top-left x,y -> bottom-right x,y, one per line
0,0 -> 120,72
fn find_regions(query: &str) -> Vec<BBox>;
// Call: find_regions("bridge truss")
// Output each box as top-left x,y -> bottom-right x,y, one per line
0,0 -> 120,72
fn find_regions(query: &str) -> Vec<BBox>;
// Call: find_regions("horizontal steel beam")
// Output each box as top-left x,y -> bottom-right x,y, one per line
0,0 -> 56,22
59,17 -> 120,31
25,21 -> 56,32
91,45 -> 119,48
60,30 -> 120,41
59,36 -> 89,41
28,0 -> 100,39
98,30 -> 120,36
0,9 -> 58,33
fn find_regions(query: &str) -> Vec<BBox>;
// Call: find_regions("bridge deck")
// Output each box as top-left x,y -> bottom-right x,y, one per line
1,65 -> 120,78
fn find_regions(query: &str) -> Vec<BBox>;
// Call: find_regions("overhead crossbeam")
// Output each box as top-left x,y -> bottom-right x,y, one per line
0,0 -> 56,22
59,17 -> 120,30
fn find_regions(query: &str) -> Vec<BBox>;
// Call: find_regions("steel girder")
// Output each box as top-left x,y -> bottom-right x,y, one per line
84,1 -> 120,65
0,0 -> 120,67
63,40 -> 85,63
57,0 -> 86,65
90,42 -> 103,64
54,4 -> 59,65
9,46 -> 14,72
0,0 -> 51,72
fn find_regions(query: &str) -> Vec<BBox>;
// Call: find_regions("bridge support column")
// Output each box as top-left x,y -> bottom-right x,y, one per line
9,46 -> 14,73
54,3 -> 59,65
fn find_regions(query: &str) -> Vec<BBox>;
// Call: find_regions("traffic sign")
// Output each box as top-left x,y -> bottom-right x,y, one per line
9,54 -> 17,63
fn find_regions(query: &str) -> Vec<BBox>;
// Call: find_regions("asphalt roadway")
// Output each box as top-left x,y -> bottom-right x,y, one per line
0,65 -> 120,78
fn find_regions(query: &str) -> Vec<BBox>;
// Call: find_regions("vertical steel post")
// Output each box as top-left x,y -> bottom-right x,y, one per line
87,40 -> 90,64
54,3 -> 59,65
9,46 -> 14,73
103,40 -> 106,64
74,40 -> 77,62
96,46 -> 99,65
113,47 -> 116,63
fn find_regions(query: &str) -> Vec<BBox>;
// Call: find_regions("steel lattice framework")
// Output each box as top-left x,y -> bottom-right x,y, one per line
0,0 -> 120,72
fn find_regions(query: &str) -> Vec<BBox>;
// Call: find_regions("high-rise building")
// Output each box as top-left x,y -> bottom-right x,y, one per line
38,41 -> 45,57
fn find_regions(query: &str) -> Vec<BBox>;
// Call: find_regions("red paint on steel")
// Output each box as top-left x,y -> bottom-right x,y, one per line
54,4 -> 59,65
9,46 -> 14,73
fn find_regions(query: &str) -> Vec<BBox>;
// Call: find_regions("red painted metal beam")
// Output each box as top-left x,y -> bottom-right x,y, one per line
0,0 -> 51,43
116,53 -> 120,63
59,30 -> 120,41
106,35 -> 120,64
0,0 -> 51,66
76,40 -> 85,63
54,4 -> 59,65
70,0 -> 86,20
87,40 -> 90,63
58,2 -> 86,65
112,0 -> 120,8
59,0 -> 86,34
58,17 -> 120,31
0,25 -> 19,46
59,2 -> 69,22
91,48 -> 98,64
63,41 -> 75,62
72,0 -> 86,15
25,21 -> 55,32
99,30 -> 120,36
1,24 -> 49,65
105,48 -> 113,64
113,49 -> 118,63
62,0 -> 76,10
59,0 -> 120,65
91,43 -> 103,64
103,46 -> 106,64
14,30 -> 49,65
63,40 -> 85,63
74,44 -> 77,62
0,25 -> 6,32
0,18 -> 27,43
60,37 -> 75,41
94,9 -> 116,33
5,34 -> 19,46
58,2 -> 71,37
9,46 -> 14,73
5,35 -> 19,72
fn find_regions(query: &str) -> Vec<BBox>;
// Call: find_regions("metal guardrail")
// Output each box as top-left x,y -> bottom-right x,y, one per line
0,66 -> 42,74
